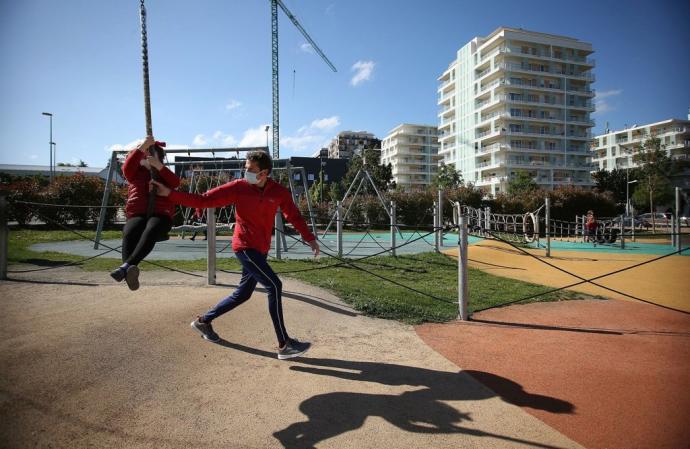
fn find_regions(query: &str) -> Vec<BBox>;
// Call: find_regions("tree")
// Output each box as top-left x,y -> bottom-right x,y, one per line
431,163 -> 463,190
329,181 -> 342,203
592,168 -> 638,205
507,170 -> 538,196
632,137 -> 674,228
78,159 -> 88,167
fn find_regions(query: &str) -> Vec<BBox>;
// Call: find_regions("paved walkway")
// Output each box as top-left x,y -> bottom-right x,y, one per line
1,268 -> 582,449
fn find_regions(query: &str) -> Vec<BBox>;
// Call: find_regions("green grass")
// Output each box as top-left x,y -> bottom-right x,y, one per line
8,229 -> 600,324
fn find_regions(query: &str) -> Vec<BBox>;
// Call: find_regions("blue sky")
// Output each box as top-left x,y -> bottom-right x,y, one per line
1,0 -> 689,168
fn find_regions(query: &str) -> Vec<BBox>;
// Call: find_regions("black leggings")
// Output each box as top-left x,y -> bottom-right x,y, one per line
121,215 -> 172,266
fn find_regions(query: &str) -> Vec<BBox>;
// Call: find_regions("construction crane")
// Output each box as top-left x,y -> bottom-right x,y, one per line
271,0 -> 337,159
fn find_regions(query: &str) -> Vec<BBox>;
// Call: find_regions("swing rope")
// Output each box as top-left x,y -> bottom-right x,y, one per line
139,0 -> 160,218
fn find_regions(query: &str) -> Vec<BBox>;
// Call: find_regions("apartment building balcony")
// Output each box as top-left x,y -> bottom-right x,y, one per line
438,90 -> 455,103
490,78 -> 566,94
476,96 -> 502,111
552,176 -> 593,185
567,86 -> 596,97
499,113 -> 566,124
500,95 -> 564,109
478,111 -> 510,125
568,103 -> 596,111
498,46 -> 595,67
476,143 -> 508,155
499,62 -> 595,81
476,175 -> 509,186
478,47 -> 501,65
567,132 -> 593,140
439,104 -> 456,118
567,117 -> 595,126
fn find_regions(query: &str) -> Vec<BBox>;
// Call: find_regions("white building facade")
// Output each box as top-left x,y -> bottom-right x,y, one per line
381,124 -> 441,190
438,27 -> 595,195
327,131 -> 379,159
591,119 -> 690,171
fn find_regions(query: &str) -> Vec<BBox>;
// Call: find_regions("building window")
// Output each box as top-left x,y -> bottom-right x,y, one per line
307,174 -> 315,181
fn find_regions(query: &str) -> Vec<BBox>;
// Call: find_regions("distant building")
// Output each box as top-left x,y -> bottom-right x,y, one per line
438,26 -> 595,195
381,124 -> 441,190
327,131 -> 380,159
591,118 -> 690,171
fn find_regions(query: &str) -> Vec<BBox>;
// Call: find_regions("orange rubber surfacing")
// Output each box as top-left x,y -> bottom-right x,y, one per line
416,299 -> 690,449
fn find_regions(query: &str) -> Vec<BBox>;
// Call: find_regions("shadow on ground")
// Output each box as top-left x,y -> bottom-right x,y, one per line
217,340 -> 574,449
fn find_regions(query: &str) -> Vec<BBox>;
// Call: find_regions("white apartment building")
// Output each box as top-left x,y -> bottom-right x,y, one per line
438,27 -> 595,195
591,118 -> 690,171
381,124 -> 441,190
327,131 -> 379,159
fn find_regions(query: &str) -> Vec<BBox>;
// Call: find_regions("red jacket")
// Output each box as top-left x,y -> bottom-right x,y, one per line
122,149 -> 180,219
168,178 -> 315,254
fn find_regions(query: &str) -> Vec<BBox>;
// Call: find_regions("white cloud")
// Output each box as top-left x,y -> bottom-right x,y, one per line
225,99 -> 242,111
212,131 -> 238,146
280,116 -> 341,154
310,116 -> 340,130
593,89 -> 622,116
300,43 -> 314,54
350,60 -> 375,86
192,134 -> 207,146
325,3 -> 335,15
239,124 -> 271,147
105,138 -> 144,152
596,89 -> 622,99
30,154 -> 38,160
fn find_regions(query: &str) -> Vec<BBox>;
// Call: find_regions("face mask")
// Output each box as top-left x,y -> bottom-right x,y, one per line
244,170 -> 260,184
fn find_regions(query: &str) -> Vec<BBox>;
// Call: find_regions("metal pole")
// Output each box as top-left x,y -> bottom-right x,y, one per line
676,187 -> 681,252
433,202 -> 439,253
484,206 -> 491,234
336,201 -> 343,257
0,194 -> 8,280
299,167 -> 318,236
671,213 -> 676,248
207,207 -> 216,285
274,209 -> 282,260
620,214 -> 625,249
390,201 -> 396,257
437,189 -> 443,247
94,151 -> 118,249
458,214 -> 469,321
545,197 -> 551,257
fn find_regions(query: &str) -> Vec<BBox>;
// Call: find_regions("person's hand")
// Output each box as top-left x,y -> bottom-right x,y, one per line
137,135 -> 156,153
145,151 -> 164,170
149,180 -> 171,197
307,239 -> 320,257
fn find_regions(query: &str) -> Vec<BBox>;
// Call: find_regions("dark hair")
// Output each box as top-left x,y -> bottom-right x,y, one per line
247,151 -> 272,174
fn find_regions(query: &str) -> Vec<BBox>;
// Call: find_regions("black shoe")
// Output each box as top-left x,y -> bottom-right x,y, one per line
110,267 -> 126,282
125,265 -> 140,291
277,338 -> 311,360
191,317 -> 220,342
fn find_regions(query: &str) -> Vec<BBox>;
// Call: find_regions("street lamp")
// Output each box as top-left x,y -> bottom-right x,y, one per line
42,112 -> 53,182
264,125 -> 270,153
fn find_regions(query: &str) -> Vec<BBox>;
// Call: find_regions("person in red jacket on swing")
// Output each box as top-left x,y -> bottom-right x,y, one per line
150,150 -> 319,360
110,136 -> 180,290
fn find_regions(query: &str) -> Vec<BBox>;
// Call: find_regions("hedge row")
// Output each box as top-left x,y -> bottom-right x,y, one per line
2,174 -> 617,228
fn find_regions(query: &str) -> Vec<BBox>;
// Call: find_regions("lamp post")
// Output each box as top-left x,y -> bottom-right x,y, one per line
264,125 -> 270,154
41,112 -> 53,182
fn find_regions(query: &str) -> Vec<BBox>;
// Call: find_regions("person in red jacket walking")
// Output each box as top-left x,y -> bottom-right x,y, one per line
110,136 -> 180,290
151,151 -> 319,360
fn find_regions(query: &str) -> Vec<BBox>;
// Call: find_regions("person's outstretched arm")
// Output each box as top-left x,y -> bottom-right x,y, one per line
150,179 -> 239,209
